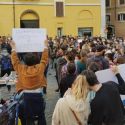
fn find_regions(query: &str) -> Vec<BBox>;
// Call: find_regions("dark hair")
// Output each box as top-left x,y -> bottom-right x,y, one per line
81,70 -> 99,86
24,53 -> 39,66
88,62 -> 100,72
91,47 -> 96,52
96,45 -> 106,52
106,53 -> 114,61
66,51 -> 75,62
67,63 -> 76,74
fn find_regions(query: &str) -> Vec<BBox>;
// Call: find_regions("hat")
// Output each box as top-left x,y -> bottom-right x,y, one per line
96,45 -> 106,52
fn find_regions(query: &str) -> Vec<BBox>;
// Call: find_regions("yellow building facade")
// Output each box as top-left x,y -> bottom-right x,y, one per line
0,0 -> 106,37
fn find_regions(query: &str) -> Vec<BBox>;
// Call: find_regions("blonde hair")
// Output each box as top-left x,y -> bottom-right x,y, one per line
72,75 -> 88,100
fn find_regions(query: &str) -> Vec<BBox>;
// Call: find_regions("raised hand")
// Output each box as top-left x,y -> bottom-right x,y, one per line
10,40 -> 16,50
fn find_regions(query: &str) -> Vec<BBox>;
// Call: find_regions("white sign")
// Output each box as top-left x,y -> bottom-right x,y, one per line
95,69 -> 118,84
95,64 -> 125,101
95,64 -> 125,84
12,28 -> 47,52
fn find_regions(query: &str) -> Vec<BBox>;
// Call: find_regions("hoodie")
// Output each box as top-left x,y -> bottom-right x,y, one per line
52,89 -> 90,125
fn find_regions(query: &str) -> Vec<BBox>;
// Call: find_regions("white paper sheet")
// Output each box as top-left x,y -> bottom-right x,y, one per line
12,28 -> 47,52
95,64 -> 125,84
95,64 -> 125,101
95,69 -> 118,84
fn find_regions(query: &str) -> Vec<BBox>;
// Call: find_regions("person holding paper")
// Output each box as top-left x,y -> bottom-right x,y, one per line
81,69 -> 125,125
10,40 -> 48,125
10,40 -> 48,92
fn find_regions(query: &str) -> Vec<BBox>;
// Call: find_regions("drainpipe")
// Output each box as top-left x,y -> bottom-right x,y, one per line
114,0 -> 117,35
114,0 -> 117,20
13,0 -> 15,28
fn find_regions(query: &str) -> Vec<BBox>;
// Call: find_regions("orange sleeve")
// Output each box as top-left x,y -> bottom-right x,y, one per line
11,51 -> 22,72
40,49 -> 49,71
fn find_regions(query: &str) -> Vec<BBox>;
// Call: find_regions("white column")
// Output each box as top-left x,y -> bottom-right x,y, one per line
101,0 -> 106,37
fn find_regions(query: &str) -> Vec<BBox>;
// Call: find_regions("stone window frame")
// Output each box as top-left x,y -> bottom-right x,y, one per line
117,12 -> 125,22
54,0 -> 65,17
106,0 -> 111,7
118,0 -> 125,6
106,13 -> 111,23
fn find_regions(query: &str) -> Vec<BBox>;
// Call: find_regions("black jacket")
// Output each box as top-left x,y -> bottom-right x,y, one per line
59,73 -> 76,97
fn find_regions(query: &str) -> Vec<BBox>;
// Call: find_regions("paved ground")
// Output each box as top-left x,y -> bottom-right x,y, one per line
0,68 -> 59,125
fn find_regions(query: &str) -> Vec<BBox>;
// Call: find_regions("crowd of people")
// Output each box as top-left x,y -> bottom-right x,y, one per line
0,35 -> 125,125
0,36 -> 12,77
49,35 -> 125,125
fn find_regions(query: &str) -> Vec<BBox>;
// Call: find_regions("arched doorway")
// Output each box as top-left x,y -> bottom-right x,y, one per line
107,25 -> 115,39
20,10 -> 39,28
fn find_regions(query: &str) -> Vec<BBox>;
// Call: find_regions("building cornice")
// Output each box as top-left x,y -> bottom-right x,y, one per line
0,2 -> 53,5
66,3 -> 100,6
0,2 -> 100,6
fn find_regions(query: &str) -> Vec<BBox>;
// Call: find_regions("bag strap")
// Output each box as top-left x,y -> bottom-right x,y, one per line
69,107 -> 82,125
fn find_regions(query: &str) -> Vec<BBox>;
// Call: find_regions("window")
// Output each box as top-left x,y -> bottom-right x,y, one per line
20,20 -> 39,28
119,0 -> 125,5
106,0 -> 110,7
118,13 -> 125,21
78,28 -> 93,37
106,15 -> 111,22
57,27 -> 63,37
56,2 -> 64,17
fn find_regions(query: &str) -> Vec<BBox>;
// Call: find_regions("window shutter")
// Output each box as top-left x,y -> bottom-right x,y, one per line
118,14 -> 120,21
120,0 -> 125,4
123,14 -> 125,20
106,0 -> 110,7
56,2 -> 64,17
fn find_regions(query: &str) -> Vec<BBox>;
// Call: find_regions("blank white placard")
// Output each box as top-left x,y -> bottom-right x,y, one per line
12,28 -> 47,52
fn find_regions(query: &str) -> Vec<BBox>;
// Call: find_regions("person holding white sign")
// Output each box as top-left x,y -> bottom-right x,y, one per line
10,40 -> 48,92
10,40 -> 48,125
81,68 -> 125,125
